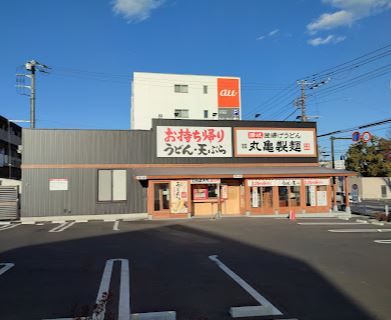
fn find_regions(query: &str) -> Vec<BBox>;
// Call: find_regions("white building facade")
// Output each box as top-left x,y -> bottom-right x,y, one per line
131,72 -> 241,130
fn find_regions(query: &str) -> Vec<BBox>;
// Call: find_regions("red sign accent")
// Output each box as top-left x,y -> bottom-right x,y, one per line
361,131 -> 372,143
217,78 -> 240,108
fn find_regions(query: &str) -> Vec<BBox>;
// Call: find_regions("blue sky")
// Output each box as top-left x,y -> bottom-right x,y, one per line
1,0 -> 390,156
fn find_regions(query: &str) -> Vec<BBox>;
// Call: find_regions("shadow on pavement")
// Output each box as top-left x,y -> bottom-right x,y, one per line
0,221 -> 379,320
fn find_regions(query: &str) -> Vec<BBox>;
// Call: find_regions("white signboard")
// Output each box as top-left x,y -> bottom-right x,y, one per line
251,187 -> 259,207
49,178 -> 68,191
235,128 -> 316,157
170,180 -> 188,213
247,179 -> 301,187
304,178 -> 330,186
190,179 -> 221,184
157,126 -> 232,157
317,191 -> 328,206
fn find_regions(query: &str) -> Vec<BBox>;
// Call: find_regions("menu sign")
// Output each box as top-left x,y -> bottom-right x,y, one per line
235,128 -> 316,157
157,126 -> 232,157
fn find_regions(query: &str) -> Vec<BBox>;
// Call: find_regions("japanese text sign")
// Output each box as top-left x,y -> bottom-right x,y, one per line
247,179 -> 301,187
235,128 -> 316,157
170,180 -> 188,214
157,126 -> 232,157
217,78 -> 240,108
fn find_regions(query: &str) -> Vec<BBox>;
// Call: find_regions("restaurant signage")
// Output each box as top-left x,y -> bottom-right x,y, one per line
170,180 -> 188,214
235,128 -> 316,157
304,178 -> 330,186
191,179 -> 221,184
157,126 -> 232,157
247,179 -> 301,187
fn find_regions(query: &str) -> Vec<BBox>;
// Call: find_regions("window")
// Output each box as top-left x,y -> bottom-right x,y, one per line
251,186 -> 273,208
174,109 -> 189,118
174,84 -> 188,93
98,169 -> 126,202
204,110 -> 208,118
381,185 -> 387,198
203,85 -> 208,94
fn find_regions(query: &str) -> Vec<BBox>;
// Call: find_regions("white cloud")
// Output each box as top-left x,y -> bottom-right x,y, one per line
307,10 -> 353,33
307,0 -> 391,33
308,34 -> 346,46
268,29 -> 280,36
112,0 -> 165,22
256,29 -> 280,41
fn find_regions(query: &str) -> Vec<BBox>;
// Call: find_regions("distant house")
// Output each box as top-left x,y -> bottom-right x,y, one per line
0,115 -> 22,180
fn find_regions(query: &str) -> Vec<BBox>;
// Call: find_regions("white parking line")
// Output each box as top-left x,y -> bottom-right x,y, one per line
298,222 -> 367,225
48,221 -> 76,233
374,240 -> 391,244
209,255 -> 282,318
42,258 -> 176,320
113,220 -> 120,231
0,224 -> 20,231
328,229 -> 391,233
0,263 -> 15,276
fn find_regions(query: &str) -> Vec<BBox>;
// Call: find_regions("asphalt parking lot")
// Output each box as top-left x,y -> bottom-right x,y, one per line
0,217 -> 391,320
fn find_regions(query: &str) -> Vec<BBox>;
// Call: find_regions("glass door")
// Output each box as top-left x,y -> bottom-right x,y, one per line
154,183 -> 170,212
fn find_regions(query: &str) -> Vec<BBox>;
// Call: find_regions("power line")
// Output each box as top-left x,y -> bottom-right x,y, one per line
317,118 -> 391,137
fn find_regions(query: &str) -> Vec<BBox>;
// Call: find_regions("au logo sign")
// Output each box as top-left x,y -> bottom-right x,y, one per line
217,78 -> 240,108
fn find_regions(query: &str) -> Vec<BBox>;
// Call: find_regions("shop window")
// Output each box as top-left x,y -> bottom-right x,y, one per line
251,186 -> 273,208
306,185 -> 328,206
98,169 -> 127,202
278,186 -> 301,207
192,184 -> 219,200
174,84 -> 188,93
279,186 -> 289,207
289,186 -> 301,207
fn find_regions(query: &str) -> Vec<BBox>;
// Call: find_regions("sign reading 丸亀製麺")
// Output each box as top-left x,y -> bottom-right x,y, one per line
235,128 -> 316,157
49,178 -> 68,191
247,179 -> 301,187
157,126 -> 232,157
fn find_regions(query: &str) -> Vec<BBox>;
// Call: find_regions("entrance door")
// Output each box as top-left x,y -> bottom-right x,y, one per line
222,182 -> 241,215
153,183 -> 170,212
249,186 -> 274,214
278,185 -> 301,213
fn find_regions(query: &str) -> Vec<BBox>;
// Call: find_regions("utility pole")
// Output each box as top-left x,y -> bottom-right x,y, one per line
299,80 -> 307,122
294,78 -> 329,122
330,136 -> 351,211
16,60 -> 50,129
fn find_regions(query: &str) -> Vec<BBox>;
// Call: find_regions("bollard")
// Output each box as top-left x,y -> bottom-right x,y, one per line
289,209 -> 296,221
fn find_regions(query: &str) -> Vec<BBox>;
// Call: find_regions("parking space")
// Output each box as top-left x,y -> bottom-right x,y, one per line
0,218 -> 390,319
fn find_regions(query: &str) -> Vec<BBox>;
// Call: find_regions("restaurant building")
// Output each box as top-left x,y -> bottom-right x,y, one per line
21,119 -> 354,219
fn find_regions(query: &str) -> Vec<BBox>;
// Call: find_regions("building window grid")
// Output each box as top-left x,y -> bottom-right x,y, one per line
174,109 -> 189,118
174,84 -> 188,93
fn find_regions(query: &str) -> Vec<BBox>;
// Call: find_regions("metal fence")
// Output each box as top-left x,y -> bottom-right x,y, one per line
0,186 -> 19,220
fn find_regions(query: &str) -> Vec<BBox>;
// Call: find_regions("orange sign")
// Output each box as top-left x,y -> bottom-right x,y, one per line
217,78 -> 240,108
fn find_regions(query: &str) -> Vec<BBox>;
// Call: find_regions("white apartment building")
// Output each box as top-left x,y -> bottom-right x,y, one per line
131,72 -> 241,130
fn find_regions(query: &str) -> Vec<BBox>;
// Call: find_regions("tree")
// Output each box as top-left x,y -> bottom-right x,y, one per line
345,136 -> 391,177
